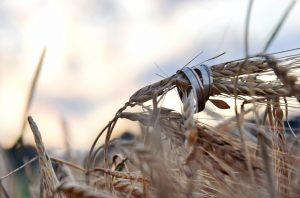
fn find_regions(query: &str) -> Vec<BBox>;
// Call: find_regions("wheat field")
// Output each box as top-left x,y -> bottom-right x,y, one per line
1,1 -> 300,198
1,48 -> 300,197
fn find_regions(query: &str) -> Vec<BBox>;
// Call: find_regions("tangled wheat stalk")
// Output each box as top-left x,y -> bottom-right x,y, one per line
82,50 -> 300,197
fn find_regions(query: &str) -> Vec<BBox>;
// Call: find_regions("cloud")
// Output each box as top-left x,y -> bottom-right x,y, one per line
0,0 -> 299,148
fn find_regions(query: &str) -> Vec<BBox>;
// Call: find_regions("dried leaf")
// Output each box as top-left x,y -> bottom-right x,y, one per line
209,99 -> 230,109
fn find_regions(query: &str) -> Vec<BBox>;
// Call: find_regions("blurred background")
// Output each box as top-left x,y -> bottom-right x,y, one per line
0,0 -> 300,149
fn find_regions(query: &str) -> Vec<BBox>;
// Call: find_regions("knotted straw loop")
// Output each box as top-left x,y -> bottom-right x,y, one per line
177,64 -> 213,112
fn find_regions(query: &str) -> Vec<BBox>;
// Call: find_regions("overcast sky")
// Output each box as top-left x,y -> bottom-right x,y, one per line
0,0 -> 299,149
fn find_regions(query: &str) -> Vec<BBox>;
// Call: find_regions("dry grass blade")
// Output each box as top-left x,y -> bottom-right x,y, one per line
244,0 -> 254,56
262,0 -> 296,52
18,48 -> 46,144
50,157 -> 86,173
27,116 -> 63,198
0,156 -> 38,181
89,168 -> 149,184
61,116 -> 72,161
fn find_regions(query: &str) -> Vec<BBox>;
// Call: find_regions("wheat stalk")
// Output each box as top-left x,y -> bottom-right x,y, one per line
127,55 -> 300,108
82,47 -> 300,198
87,53 -> 300,174
28,116 -> 64,198
18,48 -> 46,145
